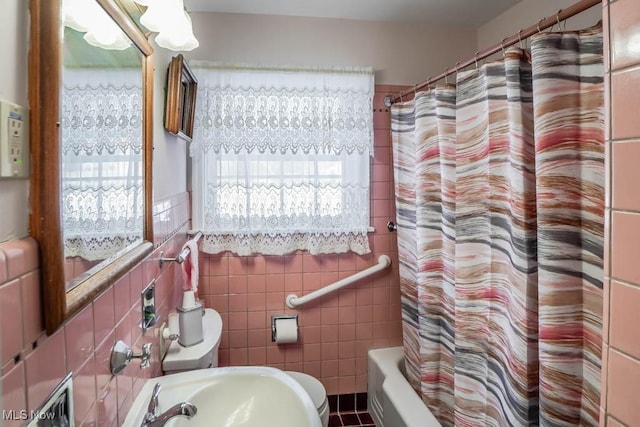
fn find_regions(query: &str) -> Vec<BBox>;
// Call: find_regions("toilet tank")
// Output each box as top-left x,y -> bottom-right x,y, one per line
162,308 -> 222,375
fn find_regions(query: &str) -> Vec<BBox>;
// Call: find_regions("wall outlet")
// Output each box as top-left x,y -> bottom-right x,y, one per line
0,99 -> 28,179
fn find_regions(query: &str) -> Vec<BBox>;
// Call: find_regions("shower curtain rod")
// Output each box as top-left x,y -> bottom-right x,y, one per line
387,0 -> 601,105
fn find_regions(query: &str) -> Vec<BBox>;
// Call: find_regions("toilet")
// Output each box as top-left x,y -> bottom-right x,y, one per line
285,371 -> 330,427
162,307 -> 330,427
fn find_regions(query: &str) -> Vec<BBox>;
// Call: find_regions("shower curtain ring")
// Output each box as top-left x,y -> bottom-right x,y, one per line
537,18 -> 545,33
445,68 -> 449,85
414,84 -> 417,97
474,52 -> 479,69
556,10 -> 562,29
501,38 -> 507,57
518,30 -> 523,48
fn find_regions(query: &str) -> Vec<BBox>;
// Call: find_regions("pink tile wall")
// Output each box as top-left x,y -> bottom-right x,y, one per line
198,85 -> 405,395
603,0 -> 640,425
0,192 -> 190,426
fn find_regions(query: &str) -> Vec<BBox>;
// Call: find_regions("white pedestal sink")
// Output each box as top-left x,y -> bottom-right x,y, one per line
123,366 -> 322,427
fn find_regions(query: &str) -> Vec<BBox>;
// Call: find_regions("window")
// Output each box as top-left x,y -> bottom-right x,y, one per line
191,64 -> 374,256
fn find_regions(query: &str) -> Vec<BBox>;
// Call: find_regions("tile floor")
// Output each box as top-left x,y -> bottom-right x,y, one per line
328,393 -> 376,426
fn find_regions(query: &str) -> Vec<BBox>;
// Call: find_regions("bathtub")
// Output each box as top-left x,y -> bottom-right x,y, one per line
368,347 -> 441,427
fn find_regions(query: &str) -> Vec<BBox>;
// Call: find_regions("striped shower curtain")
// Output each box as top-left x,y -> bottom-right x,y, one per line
391,25 -> 604,427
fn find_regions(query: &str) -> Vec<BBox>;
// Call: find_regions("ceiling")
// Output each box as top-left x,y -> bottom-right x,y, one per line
183,0 -> 523,26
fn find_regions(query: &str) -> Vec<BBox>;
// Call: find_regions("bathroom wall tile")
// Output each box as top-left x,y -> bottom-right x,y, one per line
228,348 -> 248,366
609,281 -> 640,359
284,254 -> 303,273
94,287 -> 115,348
229,330 -> 248,348
0,248 -> 7,284
303,272 -> 322,292
248,347 -> 266,365
65,304 -> 95,373
612,66 -> 640,140
265,292 -> 285,310
25,328 -> 65,411
228,311 -> 248,331
129,264 -> 144,309
247,293 -> 266,311
607,349 -> 640,426
611,211 -> 640,284
247,329 -> 267,348
229,293 -> 248,312
612,141 -> 640,210
610,0 -> 640,71
302,255 -> 323,273
95,332 -> 115,395
20,271 -> 43,346
321,325 -> 340,344
1,362 -> 26,427
1,239 -> 35,280
266,346 -> 285,364
247,275 -> 266,293
373,110 -> 390,130
96,371 -> 118,427
117,390 -> 133,427
1,279 -> 24,365
113,273 -> 131,321
229,275 -> 248,294
73,355 -> 97,425
244,256 -> 266,275
304,343 -> 322,362
607,416 -> 626,427
209,276 -> 229,295
207,255 -> 228,276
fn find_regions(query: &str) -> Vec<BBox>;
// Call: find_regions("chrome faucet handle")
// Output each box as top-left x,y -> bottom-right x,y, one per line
134,343 -> 153,369
110,340 -> 153,375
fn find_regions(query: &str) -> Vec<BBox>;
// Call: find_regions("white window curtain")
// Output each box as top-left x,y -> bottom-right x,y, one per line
191,63 -> 374,256
61,68 -> 143,261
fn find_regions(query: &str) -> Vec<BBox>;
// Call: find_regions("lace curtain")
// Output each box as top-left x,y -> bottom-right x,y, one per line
61,68 -> 143,261
191,63 -> 374,256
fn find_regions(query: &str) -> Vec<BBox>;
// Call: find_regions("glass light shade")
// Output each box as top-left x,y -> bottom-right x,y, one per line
83,10 -> 132,50
140,0 -> 176,32
155,11 -> 199,51
63,0 -> 99,32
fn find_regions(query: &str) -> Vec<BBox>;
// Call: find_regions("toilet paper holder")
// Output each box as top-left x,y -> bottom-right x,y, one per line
271,314 -> 298,342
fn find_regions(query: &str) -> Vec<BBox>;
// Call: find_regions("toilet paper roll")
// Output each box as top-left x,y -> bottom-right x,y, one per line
274,317 -> 298,344
167,313 -> 179,336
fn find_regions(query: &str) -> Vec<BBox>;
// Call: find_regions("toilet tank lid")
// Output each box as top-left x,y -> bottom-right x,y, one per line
285,371 -> 326,408
162,308 -> 222,370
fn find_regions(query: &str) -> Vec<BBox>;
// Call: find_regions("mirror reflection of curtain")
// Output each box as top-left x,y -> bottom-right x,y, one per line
61,68 -> 143,261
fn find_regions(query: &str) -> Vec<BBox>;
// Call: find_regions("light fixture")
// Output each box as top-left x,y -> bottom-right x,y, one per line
136,0 -> 199,51
62,0 -> 132,50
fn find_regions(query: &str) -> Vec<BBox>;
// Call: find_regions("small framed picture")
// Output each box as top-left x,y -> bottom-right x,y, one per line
164,54 -> 198,141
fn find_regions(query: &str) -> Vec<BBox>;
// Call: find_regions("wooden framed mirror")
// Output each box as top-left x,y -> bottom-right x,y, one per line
29,0 -> 154,334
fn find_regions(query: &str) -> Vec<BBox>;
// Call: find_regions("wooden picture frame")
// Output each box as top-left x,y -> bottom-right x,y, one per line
165,54 -> 198,141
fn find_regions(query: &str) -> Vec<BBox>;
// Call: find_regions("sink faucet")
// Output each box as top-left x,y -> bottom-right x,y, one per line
142,383 -> 198,427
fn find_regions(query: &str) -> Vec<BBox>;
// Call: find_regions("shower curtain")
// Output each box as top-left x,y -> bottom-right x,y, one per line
391,25 -> 604,427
